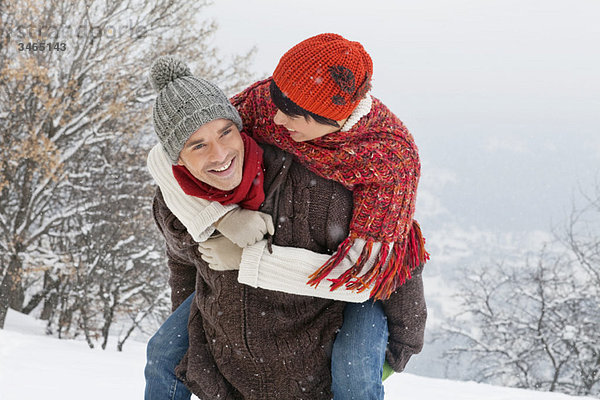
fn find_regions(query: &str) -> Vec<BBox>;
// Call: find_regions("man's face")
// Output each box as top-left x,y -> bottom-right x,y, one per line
273,110 -> 343,142
178,119 -> 245,191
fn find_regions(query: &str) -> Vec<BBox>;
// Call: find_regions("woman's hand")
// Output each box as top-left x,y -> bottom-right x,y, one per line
214,208 -> 274,247
198,235 -> 243,271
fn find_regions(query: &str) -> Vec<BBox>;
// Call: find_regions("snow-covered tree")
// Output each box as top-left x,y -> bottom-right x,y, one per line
445,186 -> 600,396
36,138 -> 171,350
0,0 -> 255,332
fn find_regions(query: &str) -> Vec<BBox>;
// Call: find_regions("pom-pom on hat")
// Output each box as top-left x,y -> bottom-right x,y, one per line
272,33 -> 373,121
150,56 -> 243,164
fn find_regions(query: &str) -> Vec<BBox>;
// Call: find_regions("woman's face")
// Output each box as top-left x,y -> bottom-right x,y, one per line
273,110 -> 346,142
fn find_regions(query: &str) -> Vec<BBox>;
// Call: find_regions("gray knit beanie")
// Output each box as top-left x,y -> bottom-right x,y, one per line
149,56 -> 243,164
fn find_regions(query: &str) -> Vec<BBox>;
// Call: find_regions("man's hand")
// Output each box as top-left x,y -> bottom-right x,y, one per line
214,208 -> 274,247
198,235 -> 243,271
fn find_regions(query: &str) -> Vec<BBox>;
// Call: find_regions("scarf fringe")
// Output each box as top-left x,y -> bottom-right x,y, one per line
307,237 -> 353,289
328,240 -> 374,291
307,221 -> 429,300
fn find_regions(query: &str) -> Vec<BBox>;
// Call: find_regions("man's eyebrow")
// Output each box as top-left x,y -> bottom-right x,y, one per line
217,121 -> 234,133
184,138 -> 205,149
184,122 -> 234,149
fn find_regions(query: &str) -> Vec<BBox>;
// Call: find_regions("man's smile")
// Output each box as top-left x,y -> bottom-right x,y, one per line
208,157 -> 235,176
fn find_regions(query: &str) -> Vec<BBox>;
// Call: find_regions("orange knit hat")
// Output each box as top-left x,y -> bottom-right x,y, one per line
273,33 -> 373,121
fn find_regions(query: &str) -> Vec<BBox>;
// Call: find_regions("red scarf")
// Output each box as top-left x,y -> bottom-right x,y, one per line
172,133 -> 265,211
230,78 -> 429,300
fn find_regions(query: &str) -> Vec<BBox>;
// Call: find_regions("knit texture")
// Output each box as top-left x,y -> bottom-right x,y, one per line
238,240 -> 371,302
231,78 -> 429,300
153,143 -> 352,399
150,56 -> 243,163
273,33 -> 373,120
153,144 -> 427,399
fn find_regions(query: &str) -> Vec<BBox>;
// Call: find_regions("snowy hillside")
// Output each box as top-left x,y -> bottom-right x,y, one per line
0,310 -> 594,400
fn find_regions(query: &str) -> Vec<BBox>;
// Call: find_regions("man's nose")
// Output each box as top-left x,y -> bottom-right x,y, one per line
209,142 -> 228,163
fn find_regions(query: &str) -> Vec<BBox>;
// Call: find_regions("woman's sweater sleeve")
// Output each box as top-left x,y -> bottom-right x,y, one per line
237,238 -> 392,303
147,144 -> 237,242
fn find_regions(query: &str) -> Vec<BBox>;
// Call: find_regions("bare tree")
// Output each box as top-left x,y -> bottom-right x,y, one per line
34,137 -> 170,349
0,0 -> 255,332
444,187 -> 600,396
561,182 -> 600,287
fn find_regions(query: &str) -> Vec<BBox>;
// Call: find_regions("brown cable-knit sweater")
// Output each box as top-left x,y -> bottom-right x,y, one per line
152,144 -> 427,399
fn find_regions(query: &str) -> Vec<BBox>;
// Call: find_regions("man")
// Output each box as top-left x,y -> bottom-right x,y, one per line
145,54 -> 427,399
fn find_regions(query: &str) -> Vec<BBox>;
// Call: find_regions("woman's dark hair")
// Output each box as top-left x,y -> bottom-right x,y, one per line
269,80 -> 340,128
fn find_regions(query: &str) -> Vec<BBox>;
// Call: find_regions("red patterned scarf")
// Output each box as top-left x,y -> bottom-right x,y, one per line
172,133 -> 265,211
231,78 -> 429,300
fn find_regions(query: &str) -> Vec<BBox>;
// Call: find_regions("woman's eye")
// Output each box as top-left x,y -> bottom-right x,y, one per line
193,144 -> 205,150
222,129 -> 232,137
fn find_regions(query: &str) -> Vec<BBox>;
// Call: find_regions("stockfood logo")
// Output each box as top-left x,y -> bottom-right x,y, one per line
2,20 -> 148,41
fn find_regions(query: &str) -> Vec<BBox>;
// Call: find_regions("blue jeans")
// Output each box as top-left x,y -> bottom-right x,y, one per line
331,300 -> 388,400
144,294 -> 388,400
144,293 -> 194,400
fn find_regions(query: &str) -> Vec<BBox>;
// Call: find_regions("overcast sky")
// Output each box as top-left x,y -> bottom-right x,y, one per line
202,0 -> 600,235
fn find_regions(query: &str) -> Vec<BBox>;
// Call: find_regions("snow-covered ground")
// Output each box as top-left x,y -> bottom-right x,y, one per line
0,310 -> 594,400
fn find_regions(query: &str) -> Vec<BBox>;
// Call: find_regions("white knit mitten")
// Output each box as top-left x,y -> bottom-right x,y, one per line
199,235 -> 242,271
214,208 -> 274,247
